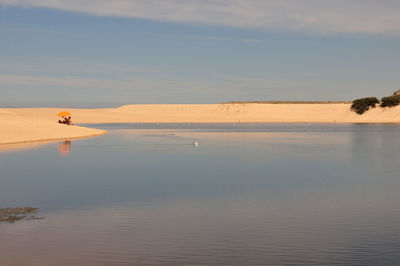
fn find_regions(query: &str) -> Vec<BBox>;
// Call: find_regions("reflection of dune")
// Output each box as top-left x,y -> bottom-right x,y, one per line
0,207 -> 42,223
58,140 -> 72,156
115,129 -> 350,145
1,187 -> 400,265
0,141 -> 52,153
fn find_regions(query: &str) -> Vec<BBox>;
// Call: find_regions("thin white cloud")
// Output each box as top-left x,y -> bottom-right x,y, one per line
0,25 -> 61,34
0,74 -> 216,92
0,74 -> 134,90
0,73 -> 323,94
0,61 -> 166,77
1,0 -> 400,35
77,63 -> 164,74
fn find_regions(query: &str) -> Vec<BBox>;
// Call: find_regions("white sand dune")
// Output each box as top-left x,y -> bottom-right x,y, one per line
1,103 -> 400,145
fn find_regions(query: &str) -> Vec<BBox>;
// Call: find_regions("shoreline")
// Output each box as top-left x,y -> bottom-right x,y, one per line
0,133 -> 107,153
1,103 -> 400,145
0,131 -> 107,146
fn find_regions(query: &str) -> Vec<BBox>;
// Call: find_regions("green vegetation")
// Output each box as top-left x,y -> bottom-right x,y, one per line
223,101 -> 351,104
380,95 -> 400,108
350,97 -> 380,115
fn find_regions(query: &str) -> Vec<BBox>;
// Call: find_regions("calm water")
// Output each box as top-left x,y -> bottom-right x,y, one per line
1,123 -> 400,265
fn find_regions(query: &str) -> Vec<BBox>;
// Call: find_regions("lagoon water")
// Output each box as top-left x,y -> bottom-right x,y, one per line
1,123 -> 400,265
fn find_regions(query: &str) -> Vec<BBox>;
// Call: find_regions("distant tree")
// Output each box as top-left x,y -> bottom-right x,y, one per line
380,95 -> 400,108
393,89 -> 400,96
351,97 -> 379,115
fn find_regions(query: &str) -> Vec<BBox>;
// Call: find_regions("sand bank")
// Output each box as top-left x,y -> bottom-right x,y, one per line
5,103 -> 399,124
0,109 -> 106,145
1,103 -> 400,145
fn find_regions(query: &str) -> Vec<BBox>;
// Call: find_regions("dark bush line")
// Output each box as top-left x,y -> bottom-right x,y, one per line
351,97 -> 380,115
380,95 -> 400,108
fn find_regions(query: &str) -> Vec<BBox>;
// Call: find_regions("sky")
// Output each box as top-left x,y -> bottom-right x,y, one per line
1,0 -> 400,107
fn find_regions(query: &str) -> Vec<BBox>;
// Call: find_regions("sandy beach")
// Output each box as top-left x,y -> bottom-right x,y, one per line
1,103 -> 400,145
0,109 -> 106,145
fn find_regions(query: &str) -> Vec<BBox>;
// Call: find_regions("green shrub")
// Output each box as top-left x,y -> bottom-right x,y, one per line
351,97 -> 379,115
380,95 -> 400,108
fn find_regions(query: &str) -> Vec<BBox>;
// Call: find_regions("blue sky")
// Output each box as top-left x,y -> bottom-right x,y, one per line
1,0 -> 400,107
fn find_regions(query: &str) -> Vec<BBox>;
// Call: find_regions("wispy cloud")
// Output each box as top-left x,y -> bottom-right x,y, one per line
77,63 -> 164,75
0,61 -> 166,77
0,74 -> 134,90
1,0 -> 400,35
0,25 -> 61,34
0,73 -> 323,94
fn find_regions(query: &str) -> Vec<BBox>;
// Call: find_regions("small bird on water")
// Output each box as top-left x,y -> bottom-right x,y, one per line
193,141 -> 198,147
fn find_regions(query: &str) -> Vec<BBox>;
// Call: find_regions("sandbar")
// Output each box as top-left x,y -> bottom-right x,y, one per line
1,103 -> 399,145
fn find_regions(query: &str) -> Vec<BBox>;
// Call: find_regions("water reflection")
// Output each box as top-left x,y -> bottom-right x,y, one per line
2,124 -> 400,265
0,207 -> 42,223
350,124 -> 400,177
0,142 -> 52,153
57,140 -> 71,156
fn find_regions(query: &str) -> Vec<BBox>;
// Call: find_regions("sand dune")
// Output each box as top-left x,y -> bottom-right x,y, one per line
1,103 -> 400,145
